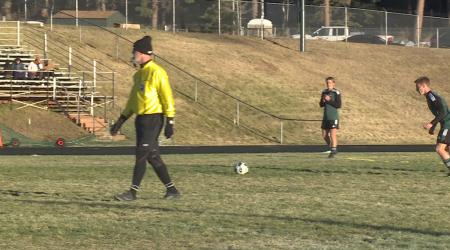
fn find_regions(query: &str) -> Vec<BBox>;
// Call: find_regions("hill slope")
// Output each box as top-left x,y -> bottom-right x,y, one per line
5,25 -> 450,145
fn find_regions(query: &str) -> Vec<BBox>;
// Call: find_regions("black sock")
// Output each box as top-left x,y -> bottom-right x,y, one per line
164,182 -> 178,194
148,149 -> 178,194
130,185 -> 138,197
331,147 -> 337,154
153,164 -> 178,193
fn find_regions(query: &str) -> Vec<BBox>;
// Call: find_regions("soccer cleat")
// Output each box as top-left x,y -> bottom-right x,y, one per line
328,153 -> 337,158
163,190 -> 182,200
114,190 -> 136,201
322,150 -> 331,154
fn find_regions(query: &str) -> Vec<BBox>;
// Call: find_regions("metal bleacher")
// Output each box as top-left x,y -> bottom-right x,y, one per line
0,45 -> 88,112
0,22 -> 119,139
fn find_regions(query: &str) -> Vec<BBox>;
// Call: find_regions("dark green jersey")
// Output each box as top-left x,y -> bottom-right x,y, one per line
319,88 -> 341,120
426,91 -> 450,127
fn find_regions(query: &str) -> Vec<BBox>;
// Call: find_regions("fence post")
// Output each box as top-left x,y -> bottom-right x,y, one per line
91,95 -> 95,135
385,10 -> 388,45
93,59 -> 97,92
68,46 -> 72,73
17,21 -> 20,46
416,13 -> 420,47
236,100 -> 240,126
218,0 -> 221,35
79,19 -> 82,42
77,95 -> 80,125
116,35 -> 119,59
280,119 -> 283,144
112,71 -> 115,102
194,79 -> 198,102
53,77 -> 56,100
345,7 -> 348,42
44,33 -> 48,59
90,93 -> 94,116
437,29 -> 439,49
78,79 -> 82,97
104,95 -> 106,119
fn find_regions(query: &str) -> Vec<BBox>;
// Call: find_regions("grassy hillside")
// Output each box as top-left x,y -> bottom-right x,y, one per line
4,24 -> 449,145
0,105 -> 88,144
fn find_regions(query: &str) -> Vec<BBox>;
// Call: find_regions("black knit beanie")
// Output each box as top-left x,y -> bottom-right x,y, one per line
133,36 -> 153,55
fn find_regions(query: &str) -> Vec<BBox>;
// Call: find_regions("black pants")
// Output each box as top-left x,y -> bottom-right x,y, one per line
135,113 -> 163,151
132,113 -> 172,188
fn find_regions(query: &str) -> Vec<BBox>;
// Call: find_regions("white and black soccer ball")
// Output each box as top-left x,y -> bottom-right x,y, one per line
234,162 -> 249,175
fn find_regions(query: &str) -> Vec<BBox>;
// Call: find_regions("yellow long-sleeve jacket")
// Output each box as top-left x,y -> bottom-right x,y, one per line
122,61 -> 175,119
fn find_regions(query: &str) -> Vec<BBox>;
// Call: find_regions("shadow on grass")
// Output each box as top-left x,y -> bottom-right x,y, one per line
190,164 -> 446,176
4,194 -> 450,238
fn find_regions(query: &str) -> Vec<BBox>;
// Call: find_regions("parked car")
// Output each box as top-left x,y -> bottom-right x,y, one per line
290,26 -> 393,42
345,35 -> 403,46
430,30 -> 450,48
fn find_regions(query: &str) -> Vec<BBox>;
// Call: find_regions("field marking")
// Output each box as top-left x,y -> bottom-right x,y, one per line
346,157 -> 389,163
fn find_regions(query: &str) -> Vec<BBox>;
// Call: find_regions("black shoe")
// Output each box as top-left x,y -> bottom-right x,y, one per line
163,190 -> 182,200
114,190 -> 136,201
328,153 -> 337,158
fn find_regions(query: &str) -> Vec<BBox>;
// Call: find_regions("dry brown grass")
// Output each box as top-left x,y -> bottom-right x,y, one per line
5,25 -> 450,145
0,105 -> 88,142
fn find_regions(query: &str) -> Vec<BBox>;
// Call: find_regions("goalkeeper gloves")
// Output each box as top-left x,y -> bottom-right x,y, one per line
110,115 -> 128,136
164,117 -> 174,139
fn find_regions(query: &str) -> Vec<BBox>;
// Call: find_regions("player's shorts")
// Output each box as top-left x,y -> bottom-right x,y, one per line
321,120 -> 339,130
437,127 -> 450,145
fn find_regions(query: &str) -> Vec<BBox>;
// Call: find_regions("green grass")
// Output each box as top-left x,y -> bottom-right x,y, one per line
1,152 -> 450,249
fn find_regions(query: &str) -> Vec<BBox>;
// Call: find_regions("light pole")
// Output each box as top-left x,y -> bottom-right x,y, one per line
126,0 -> 128,29
173,0 -> 175,33
260,0 -> 264,39
76,0 -> 79,27
218,0 -> 221,35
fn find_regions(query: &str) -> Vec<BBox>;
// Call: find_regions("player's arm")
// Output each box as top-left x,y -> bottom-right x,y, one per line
156,70 -> 176,138
156,70 -> 175,118
319,92 -> 326,107
110,88 -> 135,136
326,93 -> 341,108
430,97 -> 447,126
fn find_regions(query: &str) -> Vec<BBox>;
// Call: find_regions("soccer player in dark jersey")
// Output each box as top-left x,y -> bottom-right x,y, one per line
415,76 -> 450,175
319,77 -> 342,158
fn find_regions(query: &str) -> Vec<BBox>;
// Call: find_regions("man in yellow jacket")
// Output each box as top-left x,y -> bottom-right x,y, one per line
111,36 -> 181,201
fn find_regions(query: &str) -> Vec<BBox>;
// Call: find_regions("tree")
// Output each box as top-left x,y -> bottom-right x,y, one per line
41,0 -> 49,19
135,0 -> 154,25
252,0 -> 258,19
3,0 -> 11,20
324,0 -> 330,26
152,0 -> 158,30
448,0 -> 450,23
415,0 -> 425,43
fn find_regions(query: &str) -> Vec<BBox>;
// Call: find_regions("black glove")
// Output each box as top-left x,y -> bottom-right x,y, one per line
110,115 -> 128,136
164,117 -> 174,139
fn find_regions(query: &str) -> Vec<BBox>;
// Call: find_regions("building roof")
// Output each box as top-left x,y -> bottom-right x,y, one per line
53,10 -> 120,19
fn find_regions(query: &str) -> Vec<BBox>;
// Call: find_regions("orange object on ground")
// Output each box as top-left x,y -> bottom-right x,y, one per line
0,131 -> 2,147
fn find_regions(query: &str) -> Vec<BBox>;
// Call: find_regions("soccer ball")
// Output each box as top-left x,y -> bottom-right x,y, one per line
234,162 -> 249,175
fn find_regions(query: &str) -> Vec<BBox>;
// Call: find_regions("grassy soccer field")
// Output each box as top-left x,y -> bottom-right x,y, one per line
1,152 -> 450,249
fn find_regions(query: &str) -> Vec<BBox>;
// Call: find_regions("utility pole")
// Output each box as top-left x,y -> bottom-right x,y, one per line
126,0 -> 128,29
76,0 -> 79,26
218,0 -> 221,35
24,0 -> 27,21
173,0 -> 175,33
260,0 -> 264,39
300,0 -> 305,52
